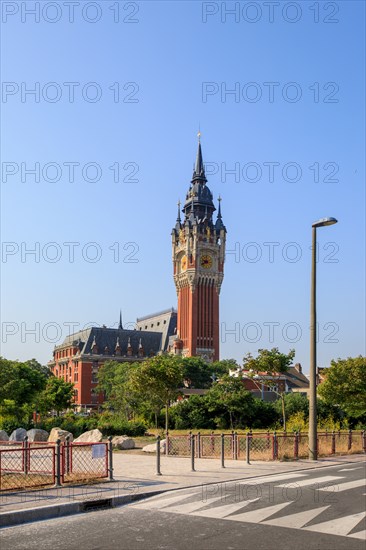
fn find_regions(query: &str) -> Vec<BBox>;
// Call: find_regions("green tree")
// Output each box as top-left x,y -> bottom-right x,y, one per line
317,356 -> 366,418
129,355 -> 185,432
97,360 -> 140,418
38,377 -> 74,416
242,348 -> 296,430
205,375 -> 255,429
0,357 -> 47,422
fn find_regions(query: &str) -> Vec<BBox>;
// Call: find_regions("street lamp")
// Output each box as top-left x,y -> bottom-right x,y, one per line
309,217 -> 338,460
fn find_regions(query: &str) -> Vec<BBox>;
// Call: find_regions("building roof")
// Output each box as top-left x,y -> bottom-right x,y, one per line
136,308 -> 177,351
53,327 -> 162,357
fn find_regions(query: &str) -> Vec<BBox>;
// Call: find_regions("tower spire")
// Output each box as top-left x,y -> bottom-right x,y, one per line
118,310 -> 123,330
192,130 -> 207,183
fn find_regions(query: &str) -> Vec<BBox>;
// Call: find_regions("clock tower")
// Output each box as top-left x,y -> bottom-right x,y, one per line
172,135 -> 226,362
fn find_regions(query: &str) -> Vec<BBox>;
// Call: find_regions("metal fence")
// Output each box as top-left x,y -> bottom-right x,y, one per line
0,437 -> 113,492
166,430 -> 366,462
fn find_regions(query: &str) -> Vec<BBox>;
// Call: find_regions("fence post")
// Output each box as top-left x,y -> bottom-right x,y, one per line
55,439 -> 61,487
234,432 -> 238,460
197,432 -> 201,458
165,431 -> 169,456
273,432 -> 277,460
294,432 -> 299,459
331,431 -> 336,454
362,431 -> 366,453
348,429 -> 352,451
23,436 -> 29,475
156,435 -> 162,476
190,433 -> 195,472
107,436 -> 114,481
221,433 -> 225,468
246,432 -> 250,465
65,435 -> 71,475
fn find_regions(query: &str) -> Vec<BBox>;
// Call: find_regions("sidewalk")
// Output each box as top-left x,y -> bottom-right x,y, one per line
1,452 -> 365,528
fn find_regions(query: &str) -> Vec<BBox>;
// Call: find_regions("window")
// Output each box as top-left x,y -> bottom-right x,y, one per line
157,322 -> 160,326
163,320 -> 167,324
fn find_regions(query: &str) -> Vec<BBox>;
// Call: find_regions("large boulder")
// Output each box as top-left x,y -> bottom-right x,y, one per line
112,436 -> 135,450
48,428 -> 73,443
10,428 -> 27,441
142,439 -> 166,453
27,429 -> 49,442
0,430 -> 9,441
74,429 -> 103,443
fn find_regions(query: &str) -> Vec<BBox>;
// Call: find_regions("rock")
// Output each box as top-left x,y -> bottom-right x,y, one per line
9,428 -> 27,441
142,439 -> 166,453
27,429 -> 49,442
0,430 -> 9,441
74,429 -> 103,443
48,427 -> 73,443
112,436 -> 135,450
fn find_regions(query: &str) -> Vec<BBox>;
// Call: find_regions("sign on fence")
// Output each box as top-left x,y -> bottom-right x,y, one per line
92,444 -> 106,459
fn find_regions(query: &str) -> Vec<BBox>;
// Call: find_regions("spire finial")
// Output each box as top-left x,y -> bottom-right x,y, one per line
217,196 -> 222,219
118,310 -> 123,330
197,126 -> 201,143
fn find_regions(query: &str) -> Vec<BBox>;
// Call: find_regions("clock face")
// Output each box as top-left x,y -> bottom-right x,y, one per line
181,255 -> 187,271
200,254 -> 213,269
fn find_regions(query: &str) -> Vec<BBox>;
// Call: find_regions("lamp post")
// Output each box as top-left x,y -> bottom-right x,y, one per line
309,217 -> 338,460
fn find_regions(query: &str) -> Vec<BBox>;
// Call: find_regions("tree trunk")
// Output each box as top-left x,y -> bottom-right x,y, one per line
165,403 -> 169,433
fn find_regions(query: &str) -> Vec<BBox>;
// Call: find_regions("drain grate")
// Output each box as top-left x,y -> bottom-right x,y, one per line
81,498 -> 113,512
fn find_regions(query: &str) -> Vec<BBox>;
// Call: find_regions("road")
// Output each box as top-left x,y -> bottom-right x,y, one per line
1,462 -> 365,550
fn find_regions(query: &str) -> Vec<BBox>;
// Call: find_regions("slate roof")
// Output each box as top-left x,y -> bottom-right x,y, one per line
136,308 -> 177,351
54,327 -> 162,357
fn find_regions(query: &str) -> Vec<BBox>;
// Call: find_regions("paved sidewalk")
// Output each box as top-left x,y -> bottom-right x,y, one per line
1,452 -> 365,528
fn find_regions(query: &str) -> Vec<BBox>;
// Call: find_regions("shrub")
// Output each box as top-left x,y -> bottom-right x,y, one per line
97,415 -> 146,436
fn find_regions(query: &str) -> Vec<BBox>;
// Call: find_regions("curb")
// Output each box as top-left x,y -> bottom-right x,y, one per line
0,490 -> 165,529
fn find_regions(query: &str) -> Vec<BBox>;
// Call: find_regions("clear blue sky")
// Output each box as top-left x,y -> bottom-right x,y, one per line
1,1 -> 365,371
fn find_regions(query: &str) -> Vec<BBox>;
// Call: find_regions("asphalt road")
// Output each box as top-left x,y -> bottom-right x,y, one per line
1,462 -> 365,550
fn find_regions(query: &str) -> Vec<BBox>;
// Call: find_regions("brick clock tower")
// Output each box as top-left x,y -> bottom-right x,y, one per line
172,135 -> 226,362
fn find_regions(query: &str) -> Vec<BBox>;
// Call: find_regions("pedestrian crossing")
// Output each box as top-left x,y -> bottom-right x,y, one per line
133,471 -> 366,540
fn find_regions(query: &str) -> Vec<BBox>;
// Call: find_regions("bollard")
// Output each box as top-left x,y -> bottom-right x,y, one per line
108,436 -> 114,480
23,436 -> 29,475
348,429 -> 352,451
331,431 -> 336,454
294,432 -> 299,459
55,439 -> 61,487
221,433 -> 225,468
190,434 -> 195,472
65,435 -> 71,475
156,435 -> 162,476
246,432 -> 251,465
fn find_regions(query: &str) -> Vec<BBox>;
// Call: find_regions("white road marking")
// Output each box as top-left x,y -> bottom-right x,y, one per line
163,495 -> 227,514
192,499 -> 260,519
304,511 -> 366,536
276,476 -> 344,488
347,530 -> 366,540
225,501 -> 292,523
262,506 -> 330,529
134,492 -> 198,509
339,467 -> 364,472
237,473 -> 308,484
318,479 -> 365,492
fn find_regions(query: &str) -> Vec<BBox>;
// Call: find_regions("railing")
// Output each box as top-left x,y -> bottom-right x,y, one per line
165,430 -> 366,461
0,437 -> 113,492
